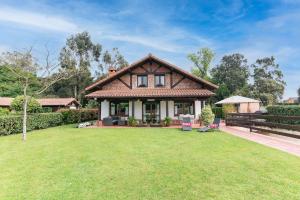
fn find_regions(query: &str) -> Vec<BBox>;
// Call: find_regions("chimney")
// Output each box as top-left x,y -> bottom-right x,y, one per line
108,66 -> 117,77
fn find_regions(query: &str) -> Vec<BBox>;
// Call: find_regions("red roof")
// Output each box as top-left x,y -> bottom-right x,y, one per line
37,98 -> 80,106
85,54 -> 218,91
86,88 -> 214,98
0,97 -> 79,107
0,97 -> 13,106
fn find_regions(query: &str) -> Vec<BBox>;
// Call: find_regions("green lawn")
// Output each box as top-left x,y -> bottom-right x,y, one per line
0,126 -> 300,200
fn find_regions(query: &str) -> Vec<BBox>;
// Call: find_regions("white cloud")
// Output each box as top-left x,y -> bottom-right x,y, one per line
0,7 -> 78,33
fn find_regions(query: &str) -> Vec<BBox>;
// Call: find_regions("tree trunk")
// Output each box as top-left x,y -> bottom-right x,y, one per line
22,79 -> 29,141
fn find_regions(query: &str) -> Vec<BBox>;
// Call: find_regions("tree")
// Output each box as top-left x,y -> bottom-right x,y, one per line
0,65 -> 41,97
11,96 -> 42,113
298,87 -> 300,103
96,48 -> 128,78
59,31 -> 102,102
251,56 -> 285,105
188,47 -> 214,80
0,49 -> 75,141
211,53 -> 250,95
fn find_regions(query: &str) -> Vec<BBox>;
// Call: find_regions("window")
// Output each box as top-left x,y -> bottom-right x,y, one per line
110,102 -> 129,116
137,75 -> 148,87
155,75 -> 165,87
174,102 -> 194,116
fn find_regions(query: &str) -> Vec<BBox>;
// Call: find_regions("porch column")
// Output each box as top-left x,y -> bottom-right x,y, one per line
98,100 -> 101,121
131,100 -> 135,118
166,100 -> 169,117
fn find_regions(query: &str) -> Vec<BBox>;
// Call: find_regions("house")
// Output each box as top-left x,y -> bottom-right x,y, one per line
284,97 -> 299,104
0,97 -> 13,108
215,96 -> 261,113
85,54 -> 218,125
0,97 -> 80,111
37,98 -> 80,111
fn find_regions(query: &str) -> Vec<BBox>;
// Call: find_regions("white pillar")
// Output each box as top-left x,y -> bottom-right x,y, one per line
101,100 -> 109,120
194,100 -> 201,120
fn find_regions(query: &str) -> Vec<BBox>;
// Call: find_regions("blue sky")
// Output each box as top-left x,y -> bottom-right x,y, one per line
0,0 -> 299,99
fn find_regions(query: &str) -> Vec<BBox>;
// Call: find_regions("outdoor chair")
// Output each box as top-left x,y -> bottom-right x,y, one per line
103,117 -> 113,126
111,116 -> 120,125
182,117 -> 192,131
198,118 -> 221,132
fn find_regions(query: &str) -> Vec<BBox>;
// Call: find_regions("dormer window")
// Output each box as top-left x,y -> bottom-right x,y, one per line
137,75 -> 148,87
155,75 -> 165,87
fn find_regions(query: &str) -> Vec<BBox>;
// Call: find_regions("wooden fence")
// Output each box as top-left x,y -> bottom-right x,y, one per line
225,113 -> 300,139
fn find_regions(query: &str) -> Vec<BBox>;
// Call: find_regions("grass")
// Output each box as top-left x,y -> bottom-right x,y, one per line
0,126 -> 300,200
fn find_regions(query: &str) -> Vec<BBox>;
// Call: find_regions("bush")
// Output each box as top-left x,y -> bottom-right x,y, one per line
11,96 -> 42,113
212,107 -> 224,119
222,104 -> 236,117
58,109 -> 98,124
0,108 -> 10,115
201,106 -> 215,126
163,117 -> 172,126
0,113 -> 63,136
128,116 -> 137,127
266,105 -> 300,125
85,100 -> 98,109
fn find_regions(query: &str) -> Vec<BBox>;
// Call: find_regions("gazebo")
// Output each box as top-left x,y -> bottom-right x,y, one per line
215,96 -> 260,113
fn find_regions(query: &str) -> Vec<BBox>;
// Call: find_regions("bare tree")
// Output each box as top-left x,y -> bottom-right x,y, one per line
0,47 -> 76,141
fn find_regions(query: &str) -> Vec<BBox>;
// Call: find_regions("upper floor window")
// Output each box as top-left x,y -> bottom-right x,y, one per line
137,75 -> 148,87
155,75 -> 165,87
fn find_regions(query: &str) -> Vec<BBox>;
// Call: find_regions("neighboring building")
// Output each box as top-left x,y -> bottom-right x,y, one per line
0,97 -> 80,111
85,54 -> 218,124
215,96 -> 261,113
0,97 -> 13,108
284,97 -> 299,104
37,98 -> 80,111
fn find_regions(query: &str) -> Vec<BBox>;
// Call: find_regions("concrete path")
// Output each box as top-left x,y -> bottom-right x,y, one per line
220,125 -> 300,157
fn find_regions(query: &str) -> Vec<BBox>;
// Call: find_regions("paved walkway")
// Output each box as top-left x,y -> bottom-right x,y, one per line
220,125 -> 300,157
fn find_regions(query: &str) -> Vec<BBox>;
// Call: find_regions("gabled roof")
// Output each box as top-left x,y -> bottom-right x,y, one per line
86,88 -> 214,99
85,54 -> 218,91
215,96 -> 260,104
0,97 -> 13,106
37,98 -> 80,106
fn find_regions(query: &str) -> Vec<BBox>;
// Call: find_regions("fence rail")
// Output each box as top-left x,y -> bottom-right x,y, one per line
225,113 -> 300,139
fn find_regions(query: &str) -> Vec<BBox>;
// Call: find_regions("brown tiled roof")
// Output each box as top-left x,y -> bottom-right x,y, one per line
0,97 -> 13,106
86,88 -> 214,98
37,98 -> 80,106
85,54 -> 218,91
0,97 -> 79,107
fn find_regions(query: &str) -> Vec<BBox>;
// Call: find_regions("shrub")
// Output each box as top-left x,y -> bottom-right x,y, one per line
58,109 -> 98,124
0,113 -> 63,136
212,107 -> 224,119
201,106 -> 215,126
222,104 -> 236,117
266,105 -> 300,125
85,100 -> 98,109
11,96 -> 42,113
0,108 -> 10,115
163,117 -> 172,126
128,116 -> 137,127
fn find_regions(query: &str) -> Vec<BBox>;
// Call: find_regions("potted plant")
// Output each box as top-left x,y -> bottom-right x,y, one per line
163,117 -> 172,127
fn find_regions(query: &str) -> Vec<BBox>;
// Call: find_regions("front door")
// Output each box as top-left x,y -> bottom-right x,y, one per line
143,102 -> 160,124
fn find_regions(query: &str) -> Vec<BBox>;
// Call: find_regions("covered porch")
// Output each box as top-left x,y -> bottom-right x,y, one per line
96,98 -> 207,126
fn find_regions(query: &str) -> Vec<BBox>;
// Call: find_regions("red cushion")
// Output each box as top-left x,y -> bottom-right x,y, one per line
182,122 -> 192,126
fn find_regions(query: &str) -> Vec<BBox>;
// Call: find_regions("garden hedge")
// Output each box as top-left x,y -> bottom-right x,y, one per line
0,113 -> 63,136
58,109 -> 98,124
266,105 -> 300,125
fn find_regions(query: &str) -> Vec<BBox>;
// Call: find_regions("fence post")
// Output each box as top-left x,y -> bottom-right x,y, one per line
249,114 -> 252,132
